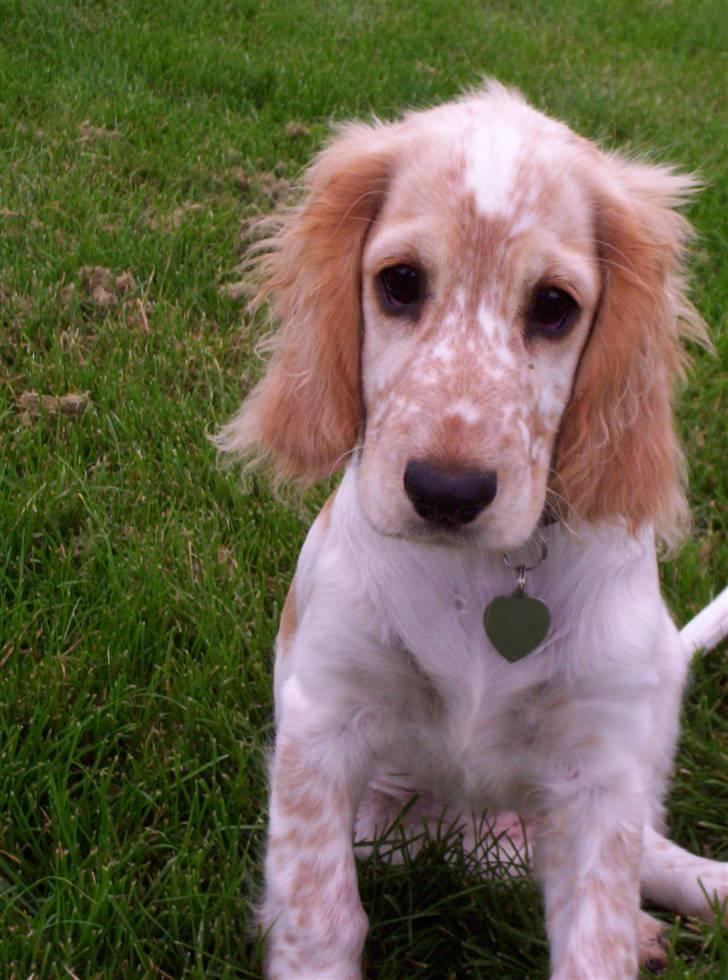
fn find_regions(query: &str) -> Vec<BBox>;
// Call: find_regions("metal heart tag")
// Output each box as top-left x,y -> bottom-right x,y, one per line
484,589 -> 551,663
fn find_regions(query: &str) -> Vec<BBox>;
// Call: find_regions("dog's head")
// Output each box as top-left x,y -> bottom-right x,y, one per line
216,82 -> 706,550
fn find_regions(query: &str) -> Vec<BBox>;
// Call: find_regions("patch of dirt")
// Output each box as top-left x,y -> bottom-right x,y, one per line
145,201 -> 207,232
60,266 -> 154,336
114,270 -> 136,295
257,171 -> 291,200
16,391 -> 91,425
78,120 -> 121,143
124,297 -> 151,332
78,266 -> 149,317
231,167 -> 253,192
285,121 -> 311,139
79,265 -> 117,309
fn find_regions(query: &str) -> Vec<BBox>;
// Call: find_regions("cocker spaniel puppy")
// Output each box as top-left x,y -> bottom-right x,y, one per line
216,82 -> 726,979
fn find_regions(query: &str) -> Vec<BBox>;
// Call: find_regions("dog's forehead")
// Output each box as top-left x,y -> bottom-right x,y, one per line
458,103 -> 574,218
379,104 -> 589,251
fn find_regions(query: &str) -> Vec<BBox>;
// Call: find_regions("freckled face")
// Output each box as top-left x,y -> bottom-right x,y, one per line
356,126 -> 600,550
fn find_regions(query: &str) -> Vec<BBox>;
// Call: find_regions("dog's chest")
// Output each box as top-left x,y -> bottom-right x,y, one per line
378,589 -> 575,808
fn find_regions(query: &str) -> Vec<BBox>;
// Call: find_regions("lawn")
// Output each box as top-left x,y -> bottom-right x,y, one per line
0,0 -> 725,976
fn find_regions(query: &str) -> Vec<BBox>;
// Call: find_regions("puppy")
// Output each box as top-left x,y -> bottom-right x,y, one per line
217,82 -> 726,979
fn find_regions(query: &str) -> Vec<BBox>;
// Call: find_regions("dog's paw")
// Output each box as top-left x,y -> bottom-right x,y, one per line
637,911 -> 668,973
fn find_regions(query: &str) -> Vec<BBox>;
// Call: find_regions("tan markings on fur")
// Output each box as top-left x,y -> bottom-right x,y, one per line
268,826 -> 304,852
360,194 -> 528,476
289,858 -> 338,911
277,575 -> 297,659
540,793 -> 642,979
274,739 -> 325,821
265,729 -> 367,977
318,487 -> 337,530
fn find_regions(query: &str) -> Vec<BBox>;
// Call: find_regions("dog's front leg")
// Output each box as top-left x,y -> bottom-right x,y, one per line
536,781 -> 643,980
261,680 -> 369,980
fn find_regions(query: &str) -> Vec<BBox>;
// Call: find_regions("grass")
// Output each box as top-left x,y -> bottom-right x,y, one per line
0,0 -> 725,976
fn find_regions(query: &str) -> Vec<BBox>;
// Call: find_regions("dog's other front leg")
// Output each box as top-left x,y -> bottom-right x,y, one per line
536,781 -> 643,980
261,678 -> 369,980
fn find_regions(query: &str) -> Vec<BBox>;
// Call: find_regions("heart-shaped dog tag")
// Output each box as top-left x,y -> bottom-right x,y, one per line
484,589 -> 551,663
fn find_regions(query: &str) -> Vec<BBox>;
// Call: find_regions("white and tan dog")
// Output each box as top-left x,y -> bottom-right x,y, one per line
217,83 -> 726,979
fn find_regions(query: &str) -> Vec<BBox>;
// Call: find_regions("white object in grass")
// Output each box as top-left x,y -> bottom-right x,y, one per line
680,586 -> 728,656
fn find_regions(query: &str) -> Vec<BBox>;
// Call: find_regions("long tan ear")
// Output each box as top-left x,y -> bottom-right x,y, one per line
553,155 -> 709,546
214,121 -> 397,483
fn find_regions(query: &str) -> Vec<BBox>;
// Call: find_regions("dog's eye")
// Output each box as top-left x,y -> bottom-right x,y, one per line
527,286 -> 578,337
378,264 -> 423,315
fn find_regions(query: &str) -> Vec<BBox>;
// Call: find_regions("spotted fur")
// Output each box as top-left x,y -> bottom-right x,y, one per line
216,83 -> 725,979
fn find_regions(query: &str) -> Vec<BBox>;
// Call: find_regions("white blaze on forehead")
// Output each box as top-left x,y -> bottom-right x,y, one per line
465,124 -> 525,216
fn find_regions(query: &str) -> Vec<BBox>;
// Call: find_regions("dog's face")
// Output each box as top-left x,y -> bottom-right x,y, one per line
358,103 -> 600,548
216,83 -> 703,549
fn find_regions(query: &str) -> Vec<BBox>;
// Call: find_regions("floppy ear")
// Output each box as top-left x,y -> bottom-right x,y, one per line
553,154 -> 709,546
215,121 -> 397,483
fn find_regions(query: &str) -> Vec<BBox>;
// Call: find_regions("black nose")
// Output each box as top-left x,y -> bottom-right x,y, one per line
403,459 -> 498,528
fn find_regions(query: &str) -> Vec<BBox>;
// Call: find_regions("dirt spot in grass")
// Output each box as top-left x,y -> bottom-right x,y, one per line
78,265 -> 150,318
228,166 -> 293,202
258,171 -> 291,200
416,61 -> 438,77
59,281 -> 77,310
232,167 -> 254,192
699,533 -> 714,568
145,200 -> 207,232
0,284 -> 33,321
78,120 -> 121,143
79,265 -> 118,309
114,270 -> 136,295
79,265 -> 137,310
124,297 -> 151,332
170,201 -> 205,227
285,121 -> 311,139
58,327 -> 83,353
215,545 -> 241,582
16,391 -> 91,424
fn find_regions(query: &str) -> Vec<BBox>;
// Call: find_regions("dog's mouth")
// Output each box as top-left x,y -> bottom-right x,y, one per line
396,519 -> 480,547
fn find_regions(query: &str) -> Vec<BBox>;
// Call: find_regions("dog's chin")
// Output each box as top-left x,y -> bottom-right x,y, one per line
364,509 -> 541,553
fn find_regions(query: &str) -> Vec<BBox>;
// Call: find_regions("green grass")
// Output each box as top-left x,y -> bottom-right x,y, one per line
0,0 -> 725,976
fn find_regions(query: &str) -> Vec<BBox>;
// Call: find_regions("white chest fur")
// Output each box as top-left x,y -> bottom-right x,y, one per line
276,468 -> 666,813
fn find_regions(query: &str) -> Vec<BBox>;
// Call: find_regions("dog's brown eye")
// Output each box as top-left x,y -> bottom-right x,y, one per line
527,286 -> 578,337
378,264 -> 422,315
